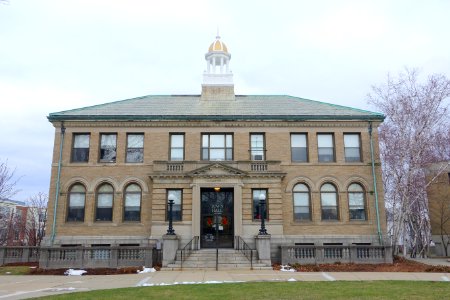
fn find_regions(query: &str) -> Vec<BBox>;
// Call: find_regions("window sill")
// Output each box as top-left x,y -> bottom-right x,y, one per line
292,220 -> 313,224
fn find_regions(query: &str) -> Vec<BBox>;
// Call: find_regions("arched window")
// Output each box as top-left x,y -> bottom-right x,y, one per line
320,183 -> 338,220
96,183 -> 114,221
293,183 -> 311,221
348,183 -> 366,220
124,184 -> 141,221
67,184 -> 86,222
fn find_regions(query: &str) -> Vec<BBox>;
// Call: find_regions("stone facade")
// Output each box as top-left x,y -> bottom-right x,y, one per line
43,119 -> 387,260
43,36 -> 388,263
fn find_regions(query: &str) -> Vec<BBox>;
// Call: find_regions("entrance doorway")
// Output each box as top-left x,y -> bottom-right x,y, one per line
200,188 -> 234,248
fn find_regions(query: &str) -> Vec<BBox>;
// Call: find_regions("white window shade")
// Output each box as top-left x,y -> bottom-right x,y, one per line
321,193 -> 337,206
210,135 -> 225,147
318,134 -> 333,147
74,135 -> 89,148
97,194 -> 113,207
171,135 -> 184,147
349,193 -> 364,206
69,194 -> 85,207
226,134 -> 233,146
101,134 -> 116,147
344,134 -> 360,147
291,134 -> 306,147
294,193 -> 309,206
128,134 -> 144,148
125,194 -> 141,207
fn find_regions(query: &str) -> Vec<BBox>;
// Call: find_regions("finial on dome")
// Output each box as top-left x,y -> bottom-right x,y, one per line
216,26 -> 220,39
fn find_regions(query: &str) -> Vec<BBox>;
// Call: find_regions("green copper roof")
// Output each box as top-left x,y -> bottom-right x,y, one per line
47,95 -> 384,122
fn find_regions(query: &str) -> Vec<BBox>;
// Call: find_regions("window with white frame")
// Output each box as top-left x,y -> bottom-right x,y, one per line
71,134 -> 90,162
293,183 -> 311,221
291,133 -> 308,162
67,184 -> 86,222
344,133 -> 361,162
317,134 -> 335,162
348,183 -> 366,220
201,134 -> 233,161
126,134 -> 144,163
99,133 -> 117,162
320,183 -> 338,220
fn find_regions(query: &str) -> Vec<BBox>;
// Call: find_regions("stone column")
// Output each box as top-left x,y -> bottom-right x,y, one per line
255,234 -> 271,265
191,184 -> 200,246
162,234 -> 179,267
234,184 -> 243,238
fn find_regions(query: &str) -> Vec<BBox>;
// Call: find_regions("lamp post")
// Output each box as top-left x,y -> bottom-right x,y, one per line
258,193 -> 268,235
167,193 -> 176,235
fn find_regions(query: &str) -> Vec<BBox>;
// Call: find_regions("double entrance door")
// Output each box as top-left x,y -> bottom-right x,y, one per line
200,188 -> 234,248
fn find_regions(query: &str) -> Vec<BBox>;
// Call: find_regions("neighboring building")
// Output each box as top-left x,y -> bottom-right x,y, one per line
44,36 -> 387,263
426,161 -> 450,256
0,199 -> 28,246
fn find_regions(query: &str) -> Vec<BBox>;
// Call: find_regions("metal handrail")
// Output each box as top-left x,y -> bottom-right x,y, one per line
235,236 -> 254,270
180,236 -> 199,270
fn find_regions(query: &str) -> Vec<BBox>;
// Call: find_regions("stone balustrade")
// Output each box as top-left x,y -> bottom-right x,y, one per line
281,245 -> 393,265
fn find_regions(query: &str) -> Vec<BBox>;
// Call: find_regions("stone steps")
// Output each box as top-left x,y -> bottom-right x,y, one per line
161,249 -> 273,271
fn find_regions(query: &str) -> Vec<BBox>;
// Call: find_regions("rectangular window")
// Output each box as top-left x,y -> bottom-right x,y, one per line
126,134 -> 144,163
71,134 -> 90,162
99,134 -> 117,162
317,133 -> 335,162
344,133 -> 361,162
252,189 -> 268,220
250,133 -> 265,160
170,134 -> 185,161
167,189 -> 182,221
201,134 -> 233,161
291,133 -> 308,162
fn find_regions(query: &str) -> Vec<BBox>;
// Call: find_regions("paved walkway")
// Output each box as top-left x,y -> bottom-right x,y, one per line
407,257 -> 450,266
0,270 -> 449,300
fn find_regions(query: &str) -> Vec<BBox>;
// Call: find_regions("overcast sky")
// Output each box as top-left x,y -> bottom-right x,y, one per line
1,0 -> 449,201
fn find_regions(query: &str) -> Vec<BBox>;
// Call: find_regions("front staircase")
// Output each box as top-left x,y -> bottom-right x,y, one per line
163,249 -> 273,271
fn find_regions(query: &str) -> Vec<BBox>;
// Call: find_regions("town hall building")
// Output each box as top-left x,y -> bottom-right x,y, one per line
44,36 -> 388,267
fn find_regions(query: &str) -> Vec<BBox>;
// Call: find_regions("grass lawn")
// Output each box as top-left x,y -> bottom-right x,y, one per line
0,265 -> 32,275
36,281 -> 450,300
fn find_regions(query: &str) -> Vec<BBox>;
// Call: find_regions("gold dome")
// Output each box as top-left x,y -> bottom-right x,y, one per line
208,36 -> 228,53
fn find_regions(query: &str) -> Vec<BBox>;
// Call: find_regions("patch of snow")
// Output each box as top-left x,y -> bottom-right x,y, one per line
64,269 -> 87,276
137,267 -> 156,273
280,265 -> 296,272
203,281 -> 223,284
287,278 -> 297,282
5,272 -> 11,274
50,287 -> 77,292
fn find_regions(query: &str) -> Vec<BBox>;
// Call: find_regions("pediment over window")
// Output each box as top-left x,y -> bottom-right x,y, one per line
188,163 -> 247,178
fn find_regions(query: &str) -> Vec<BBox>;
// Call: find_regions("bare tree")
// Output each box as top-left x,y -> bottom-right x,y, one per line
0,159 -> 20,200
25,192 -> 48,246
368,68 -> 450,257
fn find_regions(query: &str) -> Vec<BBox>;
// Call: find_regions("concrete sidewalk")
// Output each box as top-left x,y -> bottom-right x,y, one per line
0,270 -> 449,299
407,257 -> 450,266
